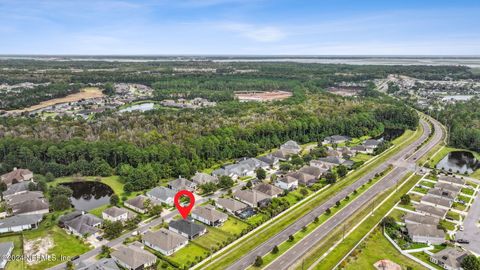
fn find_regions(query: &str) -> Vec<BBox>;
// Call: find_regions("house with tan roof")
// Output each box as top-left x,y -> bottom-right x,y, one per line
192,205 -> 228,226
420,195 -> 453,209
1,168 -> 33,186
275,175 -> 298,190
234,189 -> 271,208
253,183 -> 284,198
102,206 -> 136,222
111,243 -> 157,269
142,229 -> 188,256
215,198 -> 248,215
430,247 -> 470,270
407,223 -> 445,245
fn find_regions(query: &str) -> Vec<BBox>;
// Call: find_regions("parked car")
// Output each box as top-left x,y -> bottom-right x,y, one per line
459,225 -> 464,231
457,239 -> 470,244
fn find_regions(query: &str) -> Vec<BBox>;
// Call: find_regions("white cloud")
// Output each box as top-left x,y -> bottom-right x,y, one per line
220,23 -> 286,42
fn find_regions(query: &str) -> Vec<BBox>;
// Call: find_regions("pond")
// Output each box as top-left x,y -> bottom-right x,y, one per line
119,102 -> 155,113
436,151 -> 480,174
61,181 -> 114,211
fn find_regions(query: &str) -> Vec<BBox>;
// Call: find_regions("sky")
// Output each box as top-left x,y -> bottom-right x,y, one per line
1,0 -> 480,55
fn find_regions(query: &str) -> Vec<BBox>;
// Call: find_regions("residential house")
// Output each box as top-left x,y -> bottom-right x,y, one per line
77,258 -> 120,270
280,140 -> 302,155
339,147 -> 355,159
406,223 -> 445,245
326,149 -> 342,158
0,242 -> 13,270
10,197 -> 49,216
102,206 -> 136,222
435,182 -> 462,194
111,243 -> 157,269
351,145 -> 372,154
427,188 -> 457,201
234,189 -> 271,208
275,175 -> 298,190
64,213 -> 102,237
0,168 -> 33,186
2,181 -> 31,199
0,214 -> 43,233
430,247 -> 469,270
58,210 -> 83,227
415,203 -> 448,219
286,171 -> 317,186
192,205 -> 228,226
254,183 -> 284,198
125,195 -> 160,214
142,229 -> 188,256
308,160 -> 331,173
271,149 -> 290,161
218,158 -> 270,179
168,178 -> 197,192
420,195 -> 452,210
257,154 -> 280,168
299,165 -> 323,179
5,191 -> 43,205
323,135 -> 351,145
169,218 -> 206,239
215,198 -> 248,215
363,139 -> 382,150
146,187 -> 176,205
404,213 -> 439,226
191,172 -> 218,185
438,176 -> 466,187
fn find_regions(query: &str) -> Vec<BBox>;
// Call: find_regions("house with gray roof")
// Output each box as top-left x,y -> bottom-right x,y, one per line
407,223 -> 445,245
142,228 -> 188,256
215,198 -> 248,215
192,205 -> 228,226
323,135 -> 351,145
280,140 -> 302,155
2,181 -> 31,199
438,175 -> 466,187
363,139 -> 382,149
0,168 -> 33,186
124,195 -> 161,214
0,242 -> 13,269
5,191 -> 43,205
271,149 -> 290,161
351,145 -> 372,154
275,175 -> 298,190
299,165 -> 323,179
111,243 -> 157,269
420,195 -> 453,209
64,213 -> 102,237
169,218 -> 206,239
287,171 -> 318,186
146,187 -> 176,205
435,182 -> 462,194
77,258 -> 120,270
168,178 -> 197,192
10,198 -> 49,216
404,212 -> 439,226
427,188 -> 457,200
102,206 -> 136,223
234,189 -> 271,208
253,183 -> 284,198
0,214 -> 43,234
257,154 -> 279,168
430,247 -> 470,270
415,203 -> 448,219
191,172 -> 218,185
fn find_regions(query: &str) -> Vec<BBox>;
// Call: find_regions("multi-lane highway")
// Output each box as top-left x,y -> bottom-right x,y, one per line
226,116 -> 444,270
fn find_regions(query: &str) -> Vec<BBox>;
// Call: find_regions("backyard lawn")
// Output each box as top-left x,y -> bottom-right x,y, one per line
193,227 -> 232,250
389,208 -> 406,222
218,216 -> 250,236
342,228 -> 426,270
168,243 -> 209,268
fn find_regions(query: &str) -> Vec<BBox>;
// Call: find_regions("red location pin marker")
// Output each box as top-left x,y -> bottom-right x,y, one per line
174,190 -> 195,219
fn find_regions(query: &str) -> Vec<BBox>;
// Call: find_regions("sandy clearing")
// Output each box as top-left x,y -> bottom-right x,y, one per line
23,236 -> 54,265
7,87 -> 104,113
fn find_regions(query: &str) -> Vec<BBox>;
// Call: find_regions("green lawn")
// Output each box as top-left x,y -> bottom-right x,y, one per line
457,195 -> 472,204
389,208 -> 407,223
193,227 -> 232,251
218,216 -> 250,236
413,186 -> 428,194
446,211 -> 462,221
351,153 -> 373,163
461,188 -> 475,196
420,181 -> 435,188
168,243 -> 209,268
452,202 -> 468,212
89,204 -> 110,217
199,126 -> 423,270
410,252 -> 442,269
246,213 -> 268,227
341,228 -> 426,270
440,220 -> 456,231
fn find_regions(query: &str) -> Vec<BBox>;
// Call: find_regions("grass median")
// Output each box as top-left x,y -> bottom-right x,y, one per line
198,125 -> 424,270
297,174 -> 422,270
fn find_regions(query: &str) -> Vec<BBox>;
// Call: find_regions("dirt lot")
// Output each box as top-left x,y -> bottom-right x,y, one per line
24,236 -> 54,265
7,87 -> 104,113
234,90 -> 292,101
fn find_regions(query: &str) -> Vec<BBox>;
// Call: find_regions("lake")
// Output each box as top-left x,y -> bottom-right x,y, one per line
119,102 -> 155,113
436,151 -> 480,174
61,181 -> 113,211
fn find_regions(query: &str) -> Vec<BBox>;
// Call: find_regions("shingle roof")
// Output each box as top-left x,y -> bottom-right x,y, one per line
103,206 -> 128,218
277,175 -> 298,184
253,183 -> 283,196
438,175 -> 466,185
427,188 -> 456,200
216,198 -> 248,212
415,203 -> 448,218
168,178 -> 196,191
64,213 -> 102,236
146,187 -> 176,202
435,182 -> 462,193
234,189 -> 270,205
2,181 -> 30,197
169,219 -> 206,237
192,205 -> 228,222
299,166 -> 322,178
407,223 -> 445,239
1,168 -> 32,185
11,198 -> 49,215
421,195 -> 452,208
404,212 -> 439,226
112,244 -> 156,269
6,191 -> 44,205
431,248 -> 469,269
281,140 -> 301,151
0,241 -> 13,267
78,258 -> 120,270
125,195 -> 149,210
142,229 -> 188,252
191,172 -> 218,185
257,155 -> 278,165
0,214 -> 43,229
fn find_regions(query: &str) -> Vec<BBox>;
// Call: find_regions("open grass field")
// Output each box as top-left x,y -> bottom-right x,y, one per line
7,87 -> 104,113
193,227 -> 232,251
351,153 -> 373,163
199,126 -> 424,270
341,228 -> 426,270
168,243 -> 209,268
218,216 -> 250,236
